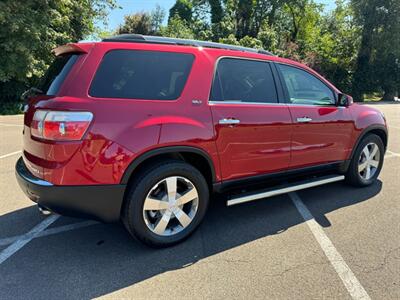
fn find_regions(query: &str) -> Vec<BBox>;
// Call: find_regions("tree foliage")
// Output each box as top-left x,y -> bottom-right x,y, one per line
149,0 -> 364,94
169,0 -> 193,23
156,0 -> 398,100
0,0 -> 116,112
1,0 -> 399,114
352,0 -> 400,100
117,5 -> 165,35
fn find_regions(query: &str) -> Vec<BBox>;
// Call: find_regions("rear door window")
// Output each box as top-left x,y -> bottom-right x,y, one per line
210,58 -> 278,103
89,50 -> 194,100
40,54 -> 79,95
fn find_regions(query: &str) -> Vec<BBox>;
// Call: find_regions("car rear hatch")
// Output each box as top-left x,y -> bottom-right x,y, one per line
22,43 -> 93,183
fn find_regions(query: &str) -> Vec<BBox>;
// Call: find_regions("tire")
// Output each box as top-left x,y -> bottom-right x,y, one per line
345,134 -> 384,187
122,160 -> 209,248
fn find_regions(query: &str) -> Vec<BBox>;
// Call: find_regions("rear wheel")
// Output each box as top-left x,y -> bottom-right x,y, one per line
122,160 -> 209,247
345,134 -> 384,187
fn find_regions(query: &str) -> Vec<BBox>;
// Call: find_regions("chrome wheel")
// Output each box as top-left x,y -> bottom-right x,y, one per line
143,176 -> 199,236
358,142 -> 380,180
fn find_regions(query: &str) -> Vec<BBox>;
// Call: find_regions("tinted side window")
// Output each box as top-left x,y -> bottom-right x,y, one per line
277,64 -> 335,105
210,58 -> 278,103
90,50 -> 194,100
40,54 -> 79,95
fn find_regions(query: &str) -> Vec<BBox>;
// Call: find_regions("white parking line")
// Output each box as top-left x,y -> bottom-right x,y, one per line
0,215 -> 59,265
0,150 -> 22,159
0,220 -> 98,246
386,150 -> 400,157
289,192 -> 371,300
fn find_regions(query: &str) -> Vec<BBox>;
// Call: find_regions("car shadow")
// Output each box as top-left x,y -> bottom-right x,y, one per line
0,180 -> 382,299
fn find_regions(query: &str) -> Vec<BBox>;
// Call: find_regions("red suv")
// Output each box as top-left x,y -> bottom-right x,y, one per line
16,35 -> 388,247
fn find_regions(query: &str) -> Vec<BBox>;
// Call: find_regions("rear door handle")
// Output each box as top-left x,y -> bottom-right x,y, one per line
296,117 -> 313,123
219,118 -> 240,125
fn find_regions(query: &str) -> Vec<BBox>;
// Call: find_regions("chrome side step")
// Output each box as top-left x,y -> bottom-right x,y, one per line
227,175 -> 345,206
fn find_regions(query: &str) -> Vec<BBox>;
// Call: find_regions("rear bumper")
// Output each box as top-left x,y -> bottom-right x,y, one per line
15,157 -> 126,222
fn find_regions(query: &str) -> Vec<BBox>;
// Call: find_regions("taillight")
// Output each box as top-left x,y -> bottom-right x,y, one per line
31,110 -> 93,141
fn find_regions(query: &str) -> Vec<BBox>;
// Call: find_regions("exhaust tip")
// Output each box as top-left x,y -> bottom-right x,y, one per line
38,205 -> 52,216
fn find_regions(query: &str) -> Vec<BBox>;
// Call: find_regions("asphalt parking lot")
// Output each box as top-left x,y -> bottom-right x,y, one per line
0,104 -> 399,299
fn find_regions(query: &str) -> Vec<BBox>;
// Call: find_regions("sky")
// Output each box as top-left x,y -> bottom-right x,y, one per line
99,0 -> 336,32
99,0 -> 176,31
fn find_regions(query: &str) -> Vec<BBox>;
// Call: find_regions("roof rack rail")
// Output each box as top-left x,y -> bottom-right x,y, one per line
102,34 -> 274,56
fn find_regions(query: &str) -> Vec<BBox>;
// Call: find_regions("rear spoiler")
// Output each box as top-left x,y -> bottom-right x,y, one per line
52,43 -> 94,56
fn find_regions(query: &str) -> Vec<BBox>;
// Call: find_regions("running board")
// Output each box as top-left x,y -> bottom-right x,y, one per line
227,175 -> 345,206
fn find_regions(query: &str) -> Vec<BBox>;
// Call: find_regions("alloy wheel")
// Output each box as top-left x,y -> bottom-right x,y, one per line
142,176 -> 199,236
358,142 -> 380,180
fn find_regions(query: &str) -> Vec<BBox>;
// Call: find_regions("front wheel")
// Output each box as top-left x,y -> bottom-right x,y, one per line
345,134 -> 384,187
122,160 -> 209,248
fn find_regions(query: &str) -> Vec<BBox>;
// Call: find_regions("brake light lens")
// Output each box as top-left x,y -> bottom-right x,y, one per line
31,111 -> 93,141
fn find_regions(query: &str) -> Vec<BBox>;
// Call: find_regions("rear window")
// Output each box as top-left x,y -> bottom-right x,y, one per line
89,50 -> 195,100
40,54 -> 79,95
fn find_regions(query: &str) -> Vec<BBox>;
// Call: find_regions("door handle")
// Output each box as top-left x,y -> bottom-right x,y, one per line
296,117 -> 313,123
219,118 -> 240,125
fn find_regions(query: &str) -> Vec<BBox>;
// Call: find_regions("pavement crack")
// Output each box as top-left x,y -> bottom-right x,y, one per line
220,258 -> 251,264
201,257 -> 332,278
348,246 -> 400,274
262,261 -> 331,278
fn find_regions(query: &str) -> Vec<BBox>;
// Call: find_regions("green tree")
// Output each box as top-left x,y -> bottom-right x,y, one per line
238,35 -> 263,49
0,0 -> 116,112
371,1 -> 400,100
351,0 -> 400,101
303,0 -> 359,92
163,1 -> 213,40
151,5 -> 167,34
160,16 -> 195,39
116,6 -> 166,36
219,33 -> 240,45
119,0 -> 395,102
169,0 -> 193,23
351,0 -> 381,100
117,13 -> 154,35
208,0 -> 224,24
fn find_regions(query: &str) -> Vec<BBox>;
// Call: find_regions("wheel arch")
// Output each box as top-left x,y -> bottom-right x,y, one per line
350,124 -> 388,161
120,146 -> 217,187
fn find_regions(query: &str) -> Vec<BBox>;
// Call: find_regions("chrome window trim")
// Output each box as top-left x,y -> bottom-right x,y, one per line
208,100 -> 345,108
285,103 -> 345,108
209,100 -> 283,106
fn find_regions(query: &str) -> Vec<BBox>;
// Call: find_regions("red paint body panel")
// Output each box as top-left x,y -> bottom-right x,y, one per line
21,41 -> 387,188
210,103 -> 292,180
288,105 -> 355,168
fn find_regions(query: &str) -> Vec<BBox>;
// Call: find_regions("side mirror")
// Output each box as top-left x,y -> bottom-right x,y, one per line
337,93 -> 353,107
